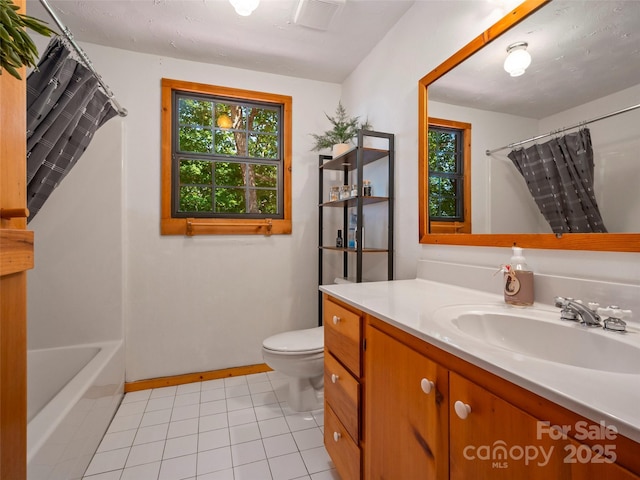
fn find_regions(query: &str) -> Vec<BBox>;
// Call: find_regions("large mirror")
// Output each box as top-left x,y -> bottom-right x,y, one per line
418,0 -> 640,251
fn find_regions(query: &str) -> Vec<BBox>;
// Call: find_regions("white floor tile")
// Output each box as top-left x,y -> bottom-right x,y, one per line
225,385 -> 250,398
301,446 -> 334,475
196,446 -> 232,475
258,417 -> 290,438
167,418 -> 199,439
200,379 -> 225,391
173,392 -> 200,407
254,403 -> 284,421
310,469 -> 340,480
285,413 -> 318,432
268,452 -> 308,480
199,413 -> 228,433
122,390 -> 152,404
200,400 -> 227,417
229,422 -> 261,445
292,427 -> 324,451
311,410 -> 324,427
163,434 -> 198,459
171,403 -> 200,421
146,396 -> 175,412
150,386 -> 178,399
177,383 -> 201,395
134,423 -> 169,445
141,409 -> 173,428
197,467 -> 234,479
227,407 -> 257,427
223,377 -> 247,387
263,433 -> 298,458
125,440 -> 165,468
200,388 -> 226,403
249,381 -> 274,395
97,429 -> 137,452
158,453 -> 197,480
198,428 -> 230,452
120,461 -> 162,480
82,471 -> 122,480
115,401 -> 147,418
233,459 -> 272,480
226,395 -> 254,412
230,439 -> 266,466
252,391 -> 279,407
107,413 -> 143,433
246,372 -> 270,384
84,447 -> 130,476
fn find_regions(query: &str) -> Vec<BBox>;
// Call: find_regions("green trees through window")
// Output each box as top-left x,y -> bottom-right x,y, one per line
175,94 -> 281,217
428,126 -> 464,220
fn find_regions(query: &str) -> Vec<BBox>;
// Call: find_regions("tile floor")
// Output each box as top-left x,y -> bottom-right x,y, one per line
82,371 -> 339,480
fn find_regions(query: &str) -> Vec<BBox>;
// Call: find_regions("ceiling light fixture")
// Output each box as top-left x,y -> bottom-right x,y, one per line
229,0 -> 259,16
503,41 -> 532,77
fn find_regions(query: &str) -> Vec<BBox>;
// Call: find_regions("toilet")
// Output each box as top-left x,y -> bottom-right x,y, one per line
262,326 -> 324,412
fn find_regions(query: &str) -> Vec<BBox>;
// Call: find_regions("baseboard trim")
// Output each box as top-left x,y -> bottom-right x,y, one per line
124,363 -> 273,392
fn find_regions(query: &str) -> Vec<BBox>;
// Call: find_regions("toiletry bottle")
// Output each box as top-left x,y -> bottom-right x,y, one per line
504,246 -> 534,306
336,230 -> 343,248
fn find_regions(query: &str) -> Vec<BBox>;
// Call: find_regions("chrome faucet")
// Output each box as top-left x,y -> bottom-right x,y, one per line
554,297 -> 602,327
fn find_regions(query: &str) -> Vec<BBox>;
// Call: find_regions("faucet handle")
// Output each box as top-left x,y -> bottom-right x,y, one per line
587,302 -> 600,312
597,306 -> 632,320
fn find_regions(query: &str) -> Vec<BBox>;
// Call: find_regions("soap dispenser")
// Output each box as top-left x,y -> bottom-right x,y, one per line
504,246 -> 534,306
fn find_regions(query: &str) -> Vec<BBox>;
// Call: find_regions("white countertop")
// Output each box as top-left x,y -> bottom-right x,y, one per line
320,278 -> 640,444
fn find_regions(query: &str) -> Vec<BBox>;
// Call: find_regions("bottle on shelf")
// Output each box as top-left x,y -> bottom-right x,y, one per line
336,230 -> 343,248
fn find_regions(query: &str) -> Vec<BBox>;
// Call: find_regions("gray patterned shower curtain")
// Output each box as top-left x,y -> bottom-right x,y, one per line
26,36 -> 118,222
507,128 -> 607,234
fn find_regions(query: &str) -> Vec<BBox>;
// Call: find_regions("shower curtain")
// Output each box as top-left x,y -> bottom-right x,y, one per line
507,128 -> 607,234
25,36 -> 118,222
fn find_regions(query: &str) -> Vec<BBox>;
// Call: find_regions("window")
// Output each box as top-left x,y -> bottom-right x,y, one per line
161,79 -> 292,235
427,118 -> 471,234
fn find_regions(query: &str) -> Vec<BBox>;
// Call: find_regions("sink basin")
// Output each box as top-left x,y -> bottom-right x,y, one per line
432,305 -> 640,374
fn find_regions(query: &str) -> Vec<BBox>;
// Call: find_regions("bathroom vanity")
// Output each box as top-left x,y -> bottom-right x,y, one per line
321,275 -> 640,480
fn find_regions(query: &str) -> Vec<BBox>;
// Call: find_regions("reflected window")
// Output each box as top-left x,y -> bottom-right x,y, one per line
427,118 -> 471,234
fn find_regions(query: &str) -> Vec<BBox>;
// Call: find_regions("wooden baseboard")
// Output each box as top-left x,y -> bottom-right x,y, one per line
124,363 -> 273,392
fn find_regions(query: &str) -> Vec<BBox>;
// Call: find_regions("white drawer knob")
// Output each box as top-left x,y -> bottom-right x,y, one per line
333,431 -> 341,442
331,373 -> 339,383
420,378 -> 434,394
454,400 -> 471,420
332,315 -> 340,325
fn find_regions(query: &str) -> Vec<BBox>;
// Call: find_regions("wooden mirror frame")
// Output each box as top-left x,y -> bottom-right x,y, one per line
418,0 -> 639,252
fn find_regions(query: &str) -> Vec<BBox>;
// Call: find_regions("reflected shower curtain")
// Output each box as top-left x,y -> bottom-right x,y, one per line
25,36 -> 118,222
507,128 -> 607,234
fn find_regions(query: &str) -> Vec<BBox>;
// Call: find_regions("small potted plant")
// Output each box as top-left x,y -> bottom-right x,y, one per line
311,102 -> 372,157
0,0 -> 54,80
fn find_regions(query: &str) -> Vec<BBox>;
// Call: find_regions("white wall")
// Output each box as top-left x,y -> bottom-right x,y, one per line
71,45 -> 340,382
28,119 -> 124,349
341,1 -> 640,287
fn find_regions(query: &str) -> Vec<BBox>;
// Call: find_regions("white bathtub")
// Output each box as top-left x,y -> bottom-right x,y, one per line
27,341 -> 125,480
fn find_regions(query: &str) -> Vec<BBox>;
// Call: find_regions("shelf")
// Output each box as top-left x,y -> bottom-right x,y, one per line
320,147 -> 389,171
320,196 -> 389,208
319,246 -> 389,253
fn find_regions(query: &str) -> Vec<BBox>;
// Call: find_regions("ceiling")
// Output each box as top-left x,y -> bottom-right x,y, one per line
428,0 -> 640,119
26,0 -> 415,83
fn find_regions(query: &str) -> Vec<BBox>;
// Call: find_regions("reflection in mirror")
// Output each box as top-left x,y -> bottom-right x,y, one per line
418,0 -> 640,251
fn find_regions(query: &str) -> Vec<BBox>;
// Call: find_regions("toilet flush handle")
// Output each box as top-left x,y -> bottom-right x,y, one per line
332,315 -> 340,325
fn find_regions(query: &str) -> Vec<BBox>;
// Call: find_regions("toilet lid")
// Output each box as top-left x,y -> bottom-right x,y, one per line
263,326 -> 324,353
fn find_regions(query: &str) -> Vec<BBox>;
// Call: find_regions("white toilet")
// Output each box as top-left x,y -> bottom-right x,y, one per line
262,326 -> 324,412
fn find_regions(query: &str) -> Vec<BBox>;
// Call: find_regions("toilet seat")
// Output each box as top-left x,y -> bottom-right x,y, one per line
262,326 -> 323,353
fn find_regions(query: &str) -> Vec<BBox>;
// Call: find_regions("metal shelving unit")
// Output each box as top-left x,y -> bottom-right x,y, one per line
318,130 -> 394,324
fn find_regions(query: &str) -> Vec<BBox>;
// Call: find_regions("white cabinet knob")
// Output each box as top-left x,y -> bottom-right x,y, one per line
331,373 -> 339,383
420,378 -> 434,394
333,431 -> 341,442
454,400 -> 471,420
332,315 -> 340,325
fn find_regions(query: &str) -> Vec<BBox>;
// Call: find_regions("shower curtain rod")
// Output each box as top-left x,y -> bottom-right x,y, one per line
38,0 -> 128,117
485,101 -> 640,156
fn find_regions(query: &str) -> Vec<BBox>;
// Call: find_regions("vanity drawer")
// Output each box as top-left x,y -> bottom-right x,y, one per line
324,297 -> 362,377
324,351 -> 359,442
325,403 -> 361,480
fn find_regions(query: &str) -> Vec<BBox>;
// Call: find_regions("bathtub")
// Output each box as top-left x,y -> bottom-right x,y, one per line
27,341 -> 125,480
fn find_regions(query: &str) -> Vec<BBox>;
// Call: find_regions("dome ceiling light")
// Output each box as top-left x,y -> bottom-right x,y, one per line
504,41 -> 532,77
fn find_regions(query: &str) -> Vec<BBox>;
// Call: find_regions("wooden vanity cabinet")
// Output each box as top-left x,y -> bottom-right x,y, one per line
323,295 -> 364,480
362,313 -> 640,480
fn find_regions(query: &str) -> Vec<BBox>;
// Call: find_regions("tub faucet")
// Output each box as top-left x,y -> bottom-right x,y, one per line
554,296 -> 602,327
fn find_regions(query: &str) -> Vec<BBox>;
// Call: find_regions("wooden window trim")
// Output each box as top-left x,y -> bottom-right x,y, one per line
426,117 -> 471,234
161,78 -> 292,235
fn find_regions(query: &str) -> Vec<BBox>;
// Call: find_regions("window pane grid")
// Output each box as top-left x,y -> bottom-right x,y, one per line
428,125 -> 464,221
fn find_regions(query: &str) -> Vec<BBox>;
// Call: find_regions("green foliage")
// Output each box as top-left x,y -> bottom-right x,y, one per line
0,0 -> 54,80
428,129 -> 460,218
310,102 -> 372,151
176,95 -> 281,215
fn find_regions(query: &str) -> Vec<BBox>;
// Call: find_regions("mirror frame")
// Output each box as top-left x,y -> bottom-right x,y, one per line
418,0 -> 640,252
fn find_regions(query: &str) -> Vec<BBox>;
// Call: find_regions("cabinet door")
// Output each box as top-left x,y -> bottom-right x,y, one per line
364,325 -> 447,479
450,372 -> 572,479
